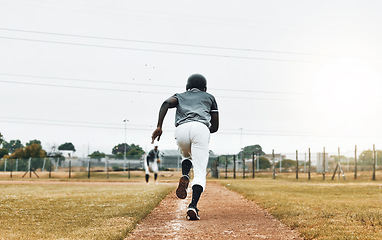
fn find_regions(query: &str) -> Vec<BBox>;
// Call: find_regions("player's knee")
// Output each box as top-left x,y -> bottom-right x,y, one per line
192,184 -> 203,193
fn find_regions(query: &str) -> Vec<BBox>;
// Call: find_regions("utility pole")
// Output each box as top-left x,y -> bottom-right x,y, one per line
323,147 -> 326,180
373,144 -> 376,181
354,145 -> 357,180
123,119 -> 129,177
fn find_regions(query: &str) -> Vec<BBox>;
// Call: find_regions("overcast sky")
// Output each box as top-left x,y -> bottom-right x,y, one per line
1,0 -> 382,158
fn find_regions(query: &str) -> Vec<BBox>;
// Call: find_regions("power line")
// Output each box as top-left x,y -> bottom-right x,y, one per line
0,79 -> 309,102
0,119 -> 152,131
0,72 -> 313,96
2,35 -> 380,66
0,79 -> 170,95
0,116 -> 154,128
0,72 -> 180,89
2,27 -> 379,60
2,78 -> 381,103
1,118 -> 381,138
4,72 -> 382,101
2,115 -> 382,138
0,36 -> 324,64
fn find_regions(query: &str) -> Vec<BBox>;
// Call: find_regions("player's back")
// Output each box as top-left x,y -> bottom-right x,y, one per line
174,88 -> 218,127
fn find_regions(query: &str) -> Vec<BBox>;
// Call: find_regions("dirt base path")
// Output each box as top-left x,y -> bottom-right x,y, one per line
126,182 -> 301,240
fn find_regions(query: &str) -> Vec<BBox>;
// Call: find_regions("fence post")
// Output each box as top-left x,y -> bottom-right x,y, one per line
4,159 -> 7,172
29,158 -> 32,178
296,150 -> 299,179
354,145 -> 357,180
225,156 -> 228,179
252,152 -> 255,178
242,152 -> 245,179
373,144 -> 376,181
88,159 -> 90,179
323,147 -> 326,180
69,160 -> 71,178
49,159 -> 52,178
16,159 -> 18,172
128,161 -> 130,179
233,155 -> 236,179
106,158 -> 109,179
338,147 -> 341,179
308,148 -> 311,180
272,149 -> 275,179
217,156 -> 220,179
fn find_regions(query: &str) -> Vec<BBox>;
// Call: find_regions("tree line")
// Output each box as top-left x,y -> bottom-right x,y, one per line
0,132 -> 145,161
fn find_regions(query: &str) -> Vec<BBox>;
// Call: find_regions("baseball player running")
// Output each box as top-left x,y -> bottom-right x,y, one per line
151,73 -> 219,220
144,145 -> 160,184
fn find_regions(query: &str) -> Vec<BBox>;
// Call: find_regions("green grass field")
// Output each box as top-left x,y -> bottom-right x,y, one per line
222,176 -> 382,240
0,182 -> 175,240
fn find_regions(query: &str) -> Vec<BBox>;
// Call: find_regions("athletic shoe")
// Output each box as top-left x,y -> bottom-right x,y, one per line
176,175 -> 189,199
186,204 -> 200,220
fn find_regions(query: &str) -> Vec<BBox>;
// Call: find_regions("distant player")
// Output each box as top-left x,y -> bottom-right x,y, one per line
151,73 -> 219,220
144,145 -> 160,184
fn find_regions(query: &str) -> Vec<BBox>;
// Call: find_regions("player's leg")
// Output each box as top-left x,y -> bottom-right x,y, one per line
151,161 -> 159,183
182,158 -> 192,177
187,122 -> 210,220
174,123 -> 192,199
144,159 -> 150,184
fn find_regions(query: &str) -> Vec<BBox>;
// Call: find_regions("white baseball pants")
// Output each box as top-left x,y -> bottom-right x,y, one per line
174,121 -> 210,190
144,158 -> 158,174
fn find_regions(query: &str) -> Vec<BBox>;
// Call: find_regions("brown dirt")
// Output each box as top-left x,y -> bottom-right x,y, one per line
126,181 -> 302,240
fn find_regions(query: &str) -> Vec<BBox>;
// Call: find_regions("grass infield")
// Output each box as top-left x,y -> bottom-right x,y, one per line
222,177 -> 382,240
0,182 -> 175,239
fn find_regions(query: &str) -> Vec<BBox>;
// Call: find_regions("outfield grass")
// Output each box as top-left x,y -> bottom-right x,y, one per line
0,182 -> 175,239
222,176 -> 382,239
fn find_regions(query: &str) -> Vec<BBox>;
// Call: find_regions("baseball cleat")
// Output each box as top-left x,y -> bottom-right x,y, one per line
186,205 -> 200,220
176,175 -> 189,199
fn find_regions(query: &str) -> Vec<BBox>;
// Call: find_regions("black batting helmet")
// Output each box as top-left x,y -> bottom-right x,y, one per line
186,74 -> 207,91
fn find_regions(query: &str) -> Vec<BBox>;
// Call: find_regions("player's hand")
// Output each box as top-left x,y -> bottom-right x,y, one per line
151,127 -> 163,144
157,158 -> 161,163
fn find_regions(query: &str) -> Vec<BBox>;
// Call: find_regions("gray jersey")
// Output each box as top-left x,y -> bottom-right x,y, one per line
173,88 -> 218,127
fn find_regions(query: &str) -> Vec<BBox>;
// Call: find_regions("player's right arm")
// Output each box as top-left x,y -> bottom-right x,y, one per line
209,112 -> 219,133
209,96 -> 219,133
151,96 -> 178,143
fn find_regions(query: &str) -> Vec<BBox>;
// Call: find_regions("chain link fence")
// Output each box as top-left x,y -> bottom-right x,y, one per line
210,147 -> 382,180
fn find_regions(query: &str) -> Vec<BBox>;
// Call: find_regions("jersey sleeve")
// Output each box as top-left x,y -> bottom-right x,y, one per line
210,96 -> 218,113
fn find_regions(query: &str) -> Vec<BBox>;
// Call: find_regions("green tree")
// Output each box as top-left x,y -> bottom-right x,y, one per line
359,150 -> 382,166
89,151 -> 106,160
0,132 -> 4,146
259,156 -> 271,169
26,139 -> 42,146
58,142 -> 76,152
6,143 -> 47,171
0,148 -> 8,158
243,144 -> 265,158
112,143 -> 144,158
2,140 -> 24,154
279,159 -> 296,168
